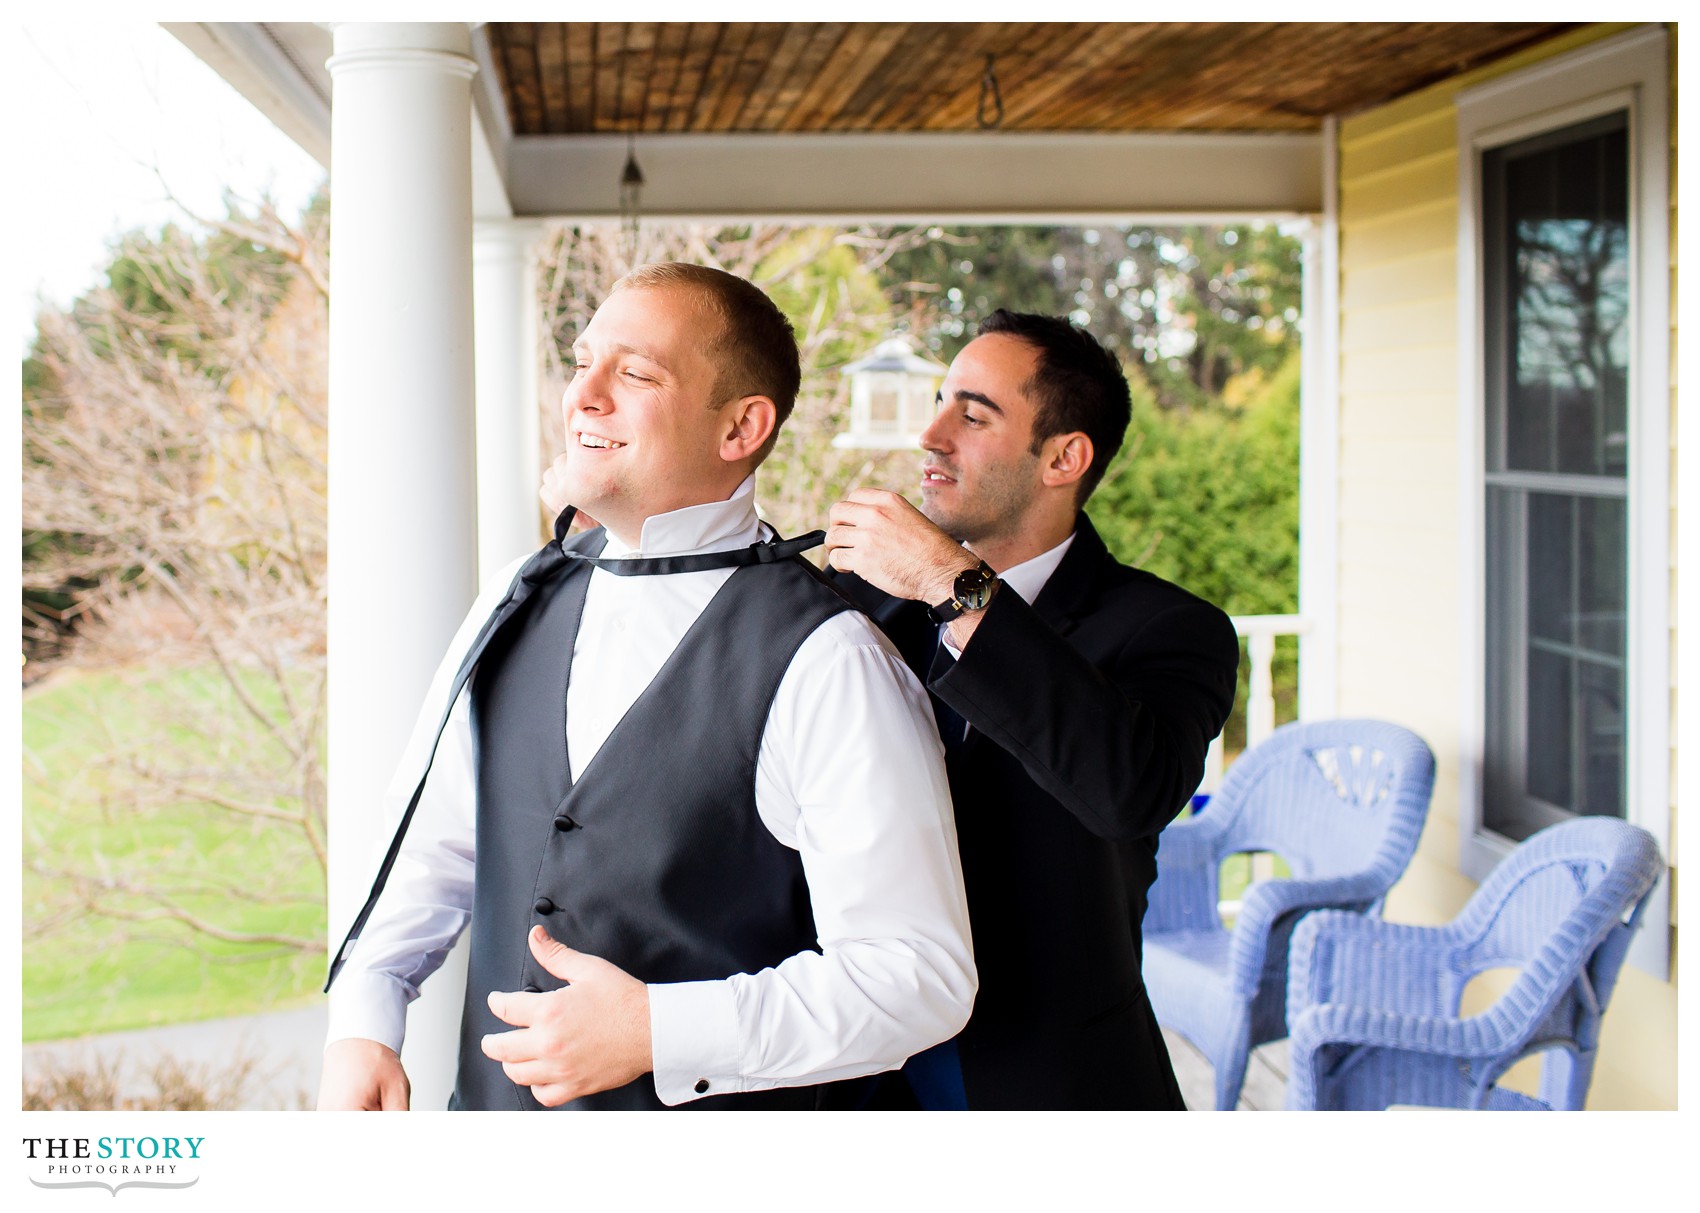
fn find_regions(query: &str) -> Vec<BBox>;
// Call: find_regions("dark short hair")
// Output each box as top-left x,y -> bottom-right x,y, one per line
977,309 -> 1131,504
612,263 -> 801,459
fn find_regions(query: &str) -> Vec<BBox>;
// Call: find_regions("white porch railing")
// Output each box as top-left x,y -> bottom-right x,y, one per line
1198,613 -> 1310,793
1200,614 -> 1309,907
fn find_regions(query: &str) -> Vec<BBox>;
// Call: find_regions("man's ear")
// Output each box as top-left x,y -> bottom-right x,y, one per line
719,395 -> 778,465
1039,432 -> 1093,491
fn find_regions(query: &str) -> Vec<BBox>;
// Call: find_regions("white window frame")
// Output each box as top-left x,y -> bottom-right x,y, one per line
1456,25 -> 1671,976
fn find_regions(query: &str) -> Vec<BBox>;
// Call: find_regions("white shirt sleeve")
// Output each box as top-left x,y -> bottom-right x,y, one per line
645,610 -> 978,1105
323,554 -> 531,1054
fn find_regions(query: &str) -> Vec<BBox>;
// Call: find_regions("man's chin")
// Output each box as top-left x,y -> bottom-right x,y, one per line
919,501 -> 970,543
561,475 -> 616,513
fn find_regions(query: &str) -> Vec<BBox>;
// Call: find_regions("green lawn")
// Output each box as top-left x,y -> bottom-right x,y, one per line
22,666 -> 326,1041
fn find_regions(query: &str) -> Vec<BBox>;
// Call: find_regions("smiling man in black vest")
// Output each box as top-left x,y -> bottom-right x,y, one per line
824,311 -> 1239,1109
318,263 -> 976,1111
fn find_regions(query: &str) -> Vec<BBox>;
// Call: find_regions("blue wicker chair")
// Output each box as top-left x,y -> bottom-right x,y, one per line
1285,816 -> 1663,1110
1143,719 -> 1434,1110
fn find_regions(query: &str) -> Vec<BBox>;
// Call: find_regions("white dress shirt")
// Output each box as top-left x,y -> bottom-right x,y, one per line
327,476 -> 977,1106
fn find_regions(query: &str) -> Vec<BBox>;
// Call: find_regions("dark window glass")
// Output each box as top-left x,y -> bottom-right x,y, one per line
1489,116 -> 1630,478
1482,113 -> 1630,842
1525,493 -> 1570,643
1578,496 -> 1627,655
1525,646 -> 1574,809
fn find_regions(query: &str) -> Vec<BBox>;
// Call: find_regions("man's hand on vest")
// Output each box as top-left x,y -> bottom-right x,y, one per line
317,1038 -> 410,1111
481,926 -> 654,1106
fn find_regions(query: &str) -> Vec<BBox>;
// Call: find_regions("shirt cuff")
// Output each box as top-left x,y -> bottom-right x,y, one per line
325,969 -> 414,1056
646,979 -> 744,1106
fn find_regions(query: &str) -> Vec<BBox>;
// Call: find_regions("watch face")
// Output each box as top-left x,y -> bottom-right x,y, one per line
956,566 -> 995,611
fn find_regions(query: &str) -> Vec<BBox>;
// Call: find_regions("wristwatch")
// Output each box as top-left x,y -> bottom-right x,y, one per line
927,560 -> 1000,624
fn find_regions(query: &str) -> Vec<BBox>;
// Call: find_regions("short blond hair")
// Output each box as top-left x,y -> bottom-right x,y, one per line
612,264 -> 800,456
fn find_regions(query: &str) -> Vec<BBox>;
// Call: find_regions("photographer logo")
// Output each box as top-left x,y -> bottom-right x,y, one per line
22,1136 -> 203,1196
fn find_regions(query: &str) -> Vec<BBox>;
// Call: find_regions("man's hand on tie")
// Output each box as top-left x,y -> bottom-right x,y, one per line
481,926 -> 653,1107
317,1038 -> 411,1111
825,488 -> 979,605
539,452 -> 572,516
540,452 -> 600,532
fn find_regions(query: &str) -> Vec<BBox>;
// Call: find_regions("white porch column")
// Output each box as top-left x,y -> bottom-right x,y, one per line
326,21 -> 477,1111
1297,116 -> 1341,722
474,220 -> 545,580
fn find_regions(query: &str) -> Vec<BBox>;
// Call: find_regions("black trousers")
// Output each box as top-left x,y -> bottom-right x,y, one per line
864,994 -> 1187,1111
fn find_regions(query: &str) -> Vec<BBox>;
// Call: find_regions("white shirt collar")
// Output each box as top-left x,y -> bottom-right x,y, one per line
599,475 -> 762,558
992,531 -> 1077,607
939,531 -> 1078,661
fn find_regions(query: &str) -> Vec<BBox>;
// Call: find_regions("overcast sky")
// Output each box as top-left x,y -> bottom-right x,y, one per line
16,20 -> 326,352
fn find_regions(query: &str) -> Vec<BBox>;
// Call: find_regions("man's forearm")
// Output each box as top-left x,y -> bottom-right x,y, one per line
323,560 -> 515,1055
645,928 -> 976,1104
934,589 -> 1237,841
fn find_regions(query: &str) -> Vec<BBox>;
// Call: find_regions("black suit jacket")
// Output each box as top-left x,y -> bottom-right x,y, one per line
835,514 -> 1239,1109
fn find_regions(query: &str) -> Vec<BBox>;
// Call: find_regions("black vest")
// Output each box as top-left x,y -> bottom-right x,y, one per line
450,528 -> 853,1110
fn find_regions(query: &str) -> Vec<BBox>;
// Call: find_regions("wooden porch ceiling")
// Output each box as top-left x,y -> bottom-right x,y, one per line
485,22 -> 1576,137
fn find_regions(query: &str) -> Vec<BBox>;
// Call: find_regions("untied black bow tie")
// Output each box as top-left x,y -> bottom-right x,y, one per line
535,505 -> 826,577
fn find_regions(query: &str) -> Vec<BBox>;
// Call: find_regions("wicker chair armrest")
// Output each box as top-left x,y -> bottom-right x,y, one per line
1154,813 -> 1226,867
1286,909 -> 1461,1022
1224,874 -> 1397,995
1146,815 -> 1234,934
1287,1001 -> 1520,1062
1145,856 -> 1221,936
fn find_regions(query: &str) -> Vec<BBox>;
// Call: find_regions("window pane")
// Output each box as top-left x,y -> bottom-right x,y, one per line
1579,657 -> 1625,818
1523,646 -> 1573,809
1487,114 -> 1629,477
1578,495 -> 1627,656
1526,493 -> 1571,644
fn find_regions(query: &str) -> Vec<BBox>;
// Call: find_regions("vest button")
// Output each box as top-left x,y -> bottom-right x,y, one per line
553,815 -> 577,832
694,1079 -> 710,1095
533,897 -> 556,915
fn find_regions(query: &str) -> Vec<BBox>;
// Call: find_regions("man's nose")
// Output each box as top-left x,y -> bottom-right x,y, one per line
566,367 -> 612,413
919,410 -> 951,453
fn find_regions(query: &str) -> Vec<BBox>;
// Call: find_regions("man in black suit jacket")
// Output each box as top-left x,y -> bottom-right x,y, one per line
825,309 -> 1239,1109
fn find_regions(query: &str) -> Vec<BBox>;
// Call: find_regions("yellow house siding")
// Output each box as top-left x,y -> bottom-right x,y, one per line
1340,299 -> 1455,351
1331,109 -> 1456,179
1336,83 -> 1462,859
1338,434 -> 1455,485
1333,22 -> 1674,1108
1338,252 -> 1455,312
1342,200 -> 1458,264
1339,157 -> 1456,225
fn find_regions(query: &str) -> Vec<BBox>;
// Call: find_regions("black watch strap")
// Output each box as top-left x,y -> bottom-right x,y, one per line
928,596 -> 968,625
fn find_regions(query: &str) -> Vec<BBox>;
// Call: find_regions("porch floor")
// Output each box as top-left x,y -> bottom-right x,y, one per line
1163,1028 -> 1290,1111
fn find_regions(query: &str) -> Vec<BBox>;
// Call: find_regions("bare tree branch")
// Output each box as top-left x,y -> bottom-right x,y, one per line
23,200 -> 328,962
